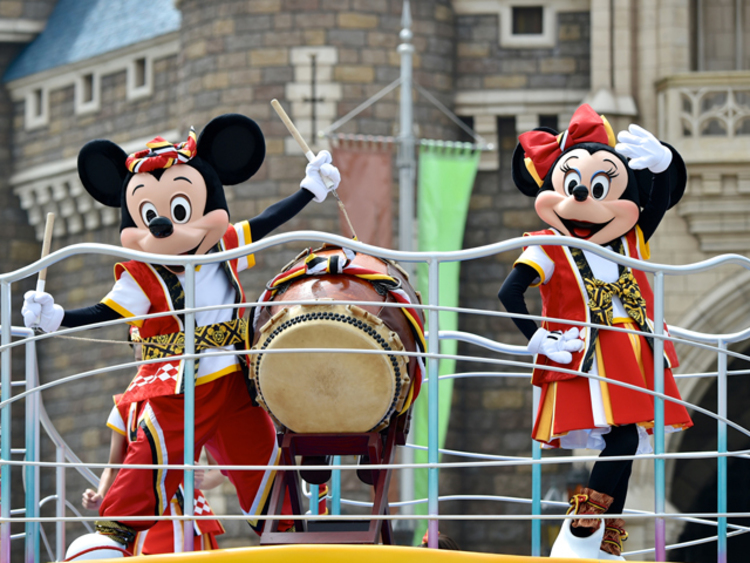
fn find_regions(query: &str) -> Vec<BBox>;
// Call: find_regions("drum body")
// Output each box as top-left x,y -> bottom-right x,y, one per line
250,246 -> 423,433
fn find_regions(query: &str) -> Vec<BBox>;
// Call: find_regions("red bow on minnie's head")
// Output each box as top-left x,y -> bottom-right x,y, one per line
519,104 -> 616,187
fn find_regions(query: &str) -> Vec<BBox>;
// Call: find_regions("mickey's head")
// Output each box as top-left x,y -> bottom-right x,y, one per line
511,104 -> 685,245
77,114 -> 265,266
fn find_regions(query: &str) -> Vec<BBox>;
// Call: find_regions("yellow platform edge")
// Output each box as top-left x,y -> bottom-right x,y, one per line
80,543 -> 645,562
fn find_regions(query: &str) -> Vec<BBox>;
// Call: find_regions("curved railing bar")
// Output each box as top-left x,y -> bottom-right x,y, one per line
6,343 -> 750,443
5,442 -> 750,474
5,296 -> 750,361
9,511 -> 750,524
5,231 -> 750,285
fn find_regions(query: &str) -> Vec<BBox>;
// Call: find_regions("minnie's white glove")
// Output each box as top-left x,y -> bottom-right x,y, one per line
527,327 -> 584,364
615,124 -> 672,174
22,291 -> 64,333
300,150 -> 341,203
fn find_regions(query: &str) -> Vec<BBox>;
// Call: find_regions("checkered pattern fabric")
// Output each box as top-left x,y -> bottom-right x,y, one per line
130,363 -> 179,389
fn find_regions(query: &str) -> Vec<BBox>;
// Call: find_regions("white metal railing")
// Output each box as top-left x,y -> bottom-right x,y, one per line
1,231 -> 749,562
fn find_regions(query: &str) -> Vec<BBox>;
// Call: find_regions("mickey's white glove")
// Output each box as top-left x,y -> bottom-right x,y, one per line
615,124 -> 672,174
22,291 -> 64,333
527,327 -> 584,364
300,150 -> 341,203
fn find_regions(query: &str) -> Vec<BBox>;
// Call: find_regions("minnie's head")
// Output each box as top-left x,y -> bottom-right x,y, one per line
77,114 -> 265,265
511,104 -> 685,245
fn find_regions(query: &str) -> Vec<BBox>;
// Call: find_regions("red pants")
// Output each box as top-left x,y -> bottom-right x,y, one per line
101,373 -> 280,532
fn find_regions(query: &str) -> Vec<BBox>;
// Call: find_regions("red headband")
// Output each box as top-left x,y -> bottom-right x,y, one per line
519,104 -> 616,187
125,127 -> 198,174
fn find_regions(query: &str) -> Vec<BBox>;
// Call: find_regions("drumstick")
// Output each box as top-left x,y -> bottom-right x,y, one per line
32,212 -> 55,327
270,99 -> 359,240
36,212 -> 55,293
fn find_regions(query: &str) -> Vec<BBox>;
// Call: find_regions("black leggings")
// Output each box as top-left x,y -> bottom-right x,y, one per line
587,424 -> 639,517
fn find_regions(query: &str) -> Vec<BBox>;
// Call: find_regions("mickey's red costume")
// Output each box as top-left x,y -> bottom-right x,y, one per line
499,104 -> 692,560
22,114 -> 342,557
106,397 -> 223,554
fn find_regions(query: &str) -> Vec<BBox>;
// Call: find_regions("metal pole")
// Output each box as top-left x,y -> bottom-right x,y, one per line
331,456 -> 341,515
427,259 -> 440,549
182,264 -> 196,552
397,0 -> 417,531
398,0 -> 415,269
310,484 -> 319,516
1,281 -> 12,563
25,339 -> 39,563
531,386 -> 542,557
55,446 -> 65,562
653,271 -> 666,561
717,340 -> 728,563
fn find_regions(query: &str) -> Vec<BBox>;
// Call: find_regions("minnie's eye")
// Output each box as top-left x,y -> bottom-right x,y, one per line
563,170 -> 582,196
591,175 -> 611,200
170,196 -> 191,224
140,202 -> 158,225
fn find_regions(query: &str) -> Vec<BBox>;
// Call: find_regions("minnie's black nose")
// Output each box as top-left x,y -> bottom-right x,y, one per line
148,216 -> 174,238
572,185 -> 589,202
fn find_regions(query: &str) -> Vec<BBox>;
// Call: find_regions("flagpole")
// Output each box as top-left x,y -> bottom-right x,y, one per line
397,0 -> 417,540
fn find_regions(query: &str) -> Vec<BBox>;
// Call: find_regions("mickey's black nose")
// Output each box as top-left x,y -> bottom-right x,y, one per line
148,216 -> 174,238
572,185 -> 589,202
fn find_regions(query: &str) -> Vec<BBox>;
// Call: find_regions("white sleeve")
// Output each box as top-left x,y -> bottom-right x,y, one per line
514,245 -> 555,286
233,220 -> 256,273
106,405 -> 125,435
100,272 -> 151,322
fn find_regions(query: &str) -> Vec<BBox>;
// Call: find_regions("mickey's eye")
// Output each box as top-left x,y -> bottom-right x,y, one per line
170,196 -> 192,224
563,170 -> 582,196
590,174 -> 611,200
140,202 -> 158,225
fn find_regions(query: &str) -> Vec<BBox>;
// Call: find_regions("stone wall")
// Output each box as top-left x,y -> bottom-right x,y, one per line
455,11 -> 590,92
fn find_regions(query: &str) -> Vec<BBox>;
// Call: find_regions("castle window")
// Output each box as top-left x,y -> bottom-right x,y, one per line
127,56 -> 152,100
75,72 -> 100,114
25,87 -> 48,130
498,2 -> 557,48
512,6 -> 543,35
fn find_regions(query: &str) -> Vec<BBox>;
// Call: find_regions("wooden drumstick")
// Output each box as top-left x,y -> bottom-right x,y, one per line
36,212 -> 55,293
270,99 -> 358,240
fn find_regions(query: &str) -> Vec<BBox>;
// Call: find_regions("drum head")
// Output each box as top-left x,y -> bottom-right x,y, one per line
251,304 -> 409,433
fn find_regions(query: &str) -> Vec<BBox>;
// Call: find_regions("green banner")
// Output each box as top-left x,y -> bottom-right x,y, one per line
413,144 -> 480,544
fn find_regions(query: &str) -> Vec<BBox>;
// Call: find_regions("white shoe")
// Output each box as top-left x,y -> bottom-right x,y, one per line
598,548 -> 626,560
550,519 -> 604,559
64,533 -> 131,560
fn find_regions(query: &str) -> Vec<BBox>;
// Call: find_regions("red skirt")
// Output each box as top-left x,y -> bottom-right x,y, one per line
532,321 -> 693,449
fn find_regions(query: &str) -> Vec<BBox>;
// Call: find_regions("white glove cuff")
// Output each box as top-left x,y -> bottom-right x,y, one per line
301,179 -> 327,203
650,145 -> 672,174
527,327 -> 548,354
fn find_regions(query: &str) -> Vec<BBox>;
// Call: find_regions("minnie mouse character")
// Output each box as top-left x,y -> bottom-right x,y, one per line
22,114 -> 341,555
498,104 -> 693,560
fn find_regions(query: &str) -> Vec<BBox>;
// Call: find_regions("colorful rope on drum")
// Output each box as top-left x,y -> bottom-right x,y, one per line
255,248 -> 426,409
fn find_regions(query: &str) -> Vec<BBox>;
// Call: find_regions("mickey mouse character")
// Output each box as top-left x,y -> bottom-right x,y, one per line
498,104 -> 693,560
22,114 -> 341,555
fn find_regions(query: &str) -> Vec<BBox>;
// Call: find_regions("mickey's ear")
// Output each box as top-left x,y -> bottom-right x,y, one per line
77,140 -> 129,207
196,114 -> 266,185
511,142 -> 542,197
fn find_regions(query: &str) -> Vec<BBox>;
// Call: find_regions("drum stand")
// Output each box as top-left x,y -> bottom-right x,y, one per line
260,415 -> 408,545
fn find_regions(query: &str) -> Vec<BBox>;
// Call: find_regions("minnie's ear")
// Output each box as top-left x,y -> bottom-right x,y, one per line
662,143 -> 686,208
632,143 -> 687,209
511,142 -> 542,197
196,114 -> 266,185
511,126 -> 558,197
77,140 -> 129,207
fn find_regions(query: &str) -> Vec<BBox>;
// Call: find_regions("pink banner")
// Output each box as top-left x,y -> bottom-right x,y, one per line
331,142 -> 393,249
